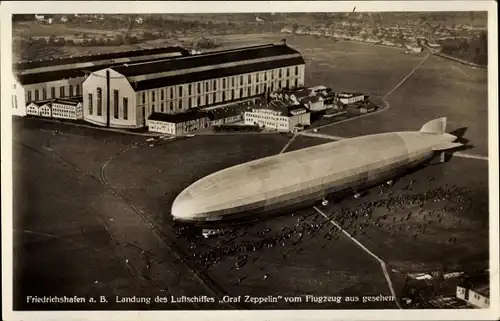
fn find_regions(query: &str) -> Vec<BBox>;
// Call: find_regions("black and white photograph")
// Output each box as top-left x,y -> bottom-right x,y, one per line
1,1 -> 498,321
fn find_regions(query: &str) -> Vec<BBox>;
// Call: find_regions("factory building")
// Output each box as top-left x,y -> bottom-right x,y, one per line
244,100 -> 310,132
148,110 -> 210,136
11,46 -> 188,116
82,43 -> 305,129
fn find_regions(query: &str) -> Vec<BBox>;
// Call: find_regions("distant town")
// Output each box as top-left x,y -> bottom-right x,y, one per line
13,12 -> 488,66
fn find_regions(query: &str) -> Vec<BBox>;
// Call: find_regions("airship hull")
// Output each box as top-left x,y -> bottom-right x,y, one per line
171,118 -> 459,226
173,153 -> 435,227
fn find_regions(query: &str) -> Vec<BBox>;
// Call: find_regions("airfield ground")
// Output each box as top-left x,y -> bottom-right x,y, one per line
12,34 -> 489,310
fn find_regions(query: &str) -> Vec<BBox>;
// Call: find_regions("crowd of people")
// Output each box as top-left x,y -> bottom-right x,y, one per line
175,180 -> 482,276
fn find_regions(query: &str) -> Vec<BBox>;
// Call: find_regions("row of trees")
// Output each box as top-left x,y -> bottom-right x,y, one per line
24,31 -> 165,47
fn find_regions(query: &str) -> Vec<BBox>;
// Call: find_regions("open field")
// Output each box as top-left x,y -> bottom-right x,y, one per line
314,54 -> 488,156
11,33 -> 490,310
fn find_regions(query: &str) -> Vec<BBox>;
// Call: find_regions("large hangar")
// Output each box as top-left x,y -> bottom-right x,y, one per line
11,46 -> 189,116
82,43 -> 306,129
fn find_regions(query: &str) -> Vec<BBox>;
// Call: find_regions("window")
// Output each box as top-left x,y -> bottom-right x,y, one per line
279,69 -> 282,78
255,85 -> 259,94
197,83 -> 201,94
35,89 -> 39,101
179,100 -> 183,110
152,91 -> 155,102
222,92 -> 225,101
248,74 -> 251,84
161,89 -> 164,100
240,76 -> 243,85
232,77 -> 235,87
188,84 -> 192,95
97,87 -> 102,116
264,72 -> 267,81
231,89 -> 234,100
248,87 -> 251,96
188,98 -> 192,109
60,86 -> 65,97
161,102 -> 164,112
213,80 -> 217,90
179,86 -> 183,97
286,80 -> 290,88
69,85 -> 74,97
142,93 -> 146,104
88,93 -> 93,115
27,91 -> 32,102
286,67 -> 290,77
170,102 -> 173,111
114,90 -> 119,119
205,82 -> 209,91
123,97 -> 128,120
170,88 -> 174,99
152,104 -> 155,113
213,93 -> 216,103
42,88 -> 47,100
197,96 -> 201,106
222,78 -> 226,89
51,87 -> 56,99
295,66 -> 299,76
240,88 -> 243,97
294,79 -> 298,88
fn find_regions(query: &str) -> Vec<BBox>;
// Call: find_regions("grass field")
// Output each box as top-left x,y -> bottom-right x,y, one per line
11,33 -> 490,310
315,54 -> 489,156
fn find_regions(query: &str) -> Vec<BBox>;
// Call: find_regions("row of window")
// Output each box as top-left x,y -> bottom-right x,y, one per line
26,84 -> 81,102
147,80 -> 301,113
88,88 -> 129,120
141,72 -> 302,104
249,114 -> 288,122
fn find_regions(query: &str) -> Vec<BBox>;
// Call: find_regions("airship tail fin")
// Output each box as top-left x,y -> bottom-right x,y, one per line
420,117 -> 447,134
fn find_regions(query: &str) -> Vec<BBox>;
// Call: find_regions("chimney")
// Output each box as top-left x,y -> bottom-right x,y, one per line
281,38 -> 286,45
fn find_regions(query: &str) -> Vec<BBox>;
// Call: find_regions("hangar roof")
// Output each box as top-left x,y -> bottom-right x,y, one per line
16,47 -> 188,85
130,57 -> 304,91
14,46 -> 188,71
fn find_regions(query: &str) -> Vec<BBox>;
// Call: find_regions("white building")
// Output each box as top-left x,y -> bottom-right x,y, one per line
51,98 -> 83,120
244,101 -> 310,132
456,278 -> 490,309
39,103 -> 52,118
338,93 -> 366,105
26,102 -> 40,116
83,43 -> 305,129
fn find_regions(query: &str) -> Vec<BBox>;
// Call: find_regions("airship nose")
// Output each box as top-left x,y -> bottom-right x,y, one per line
171,189 -> 199,221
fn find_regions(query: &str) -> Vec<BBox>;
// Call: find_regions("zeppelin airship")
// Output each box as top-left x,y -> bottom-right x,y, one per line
171,117 -> 463,226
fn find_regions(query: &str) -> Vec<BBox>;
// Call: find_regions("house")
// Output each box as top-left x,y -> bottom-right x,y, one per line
26,102 -> 40,116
